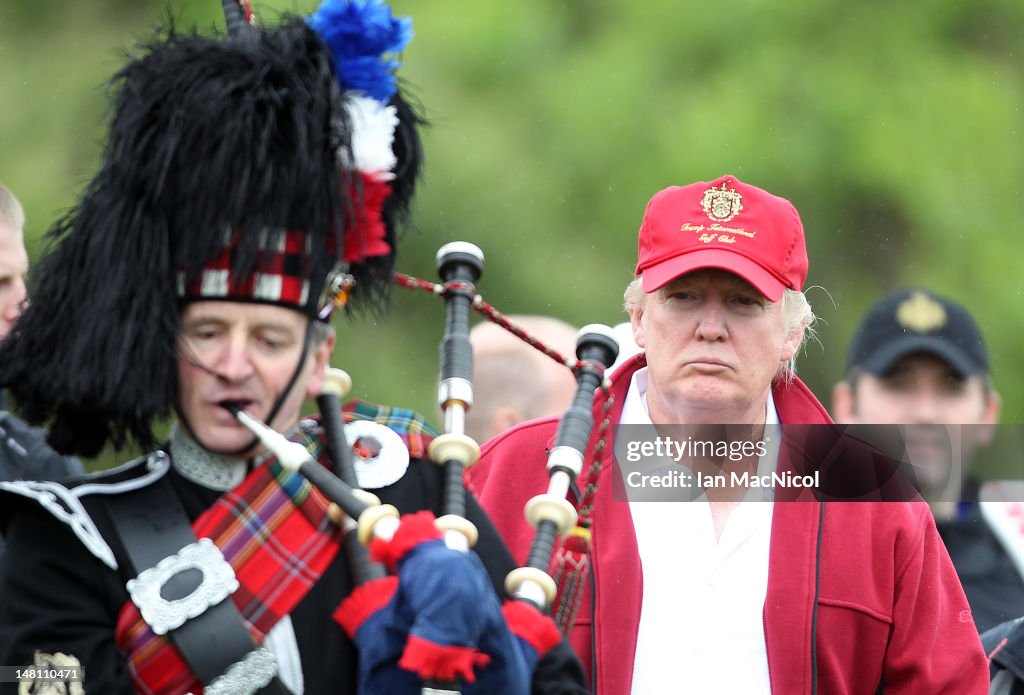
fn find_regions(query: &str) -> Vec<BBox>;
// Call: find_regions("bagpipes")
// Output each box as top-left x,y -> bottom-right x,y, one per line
233,241 -> 618,693
394,253 -> 622,632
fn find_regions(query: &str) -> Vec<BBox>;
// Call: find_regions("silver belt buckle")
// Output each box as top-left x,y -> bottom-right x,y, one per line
126,537 -> 240,635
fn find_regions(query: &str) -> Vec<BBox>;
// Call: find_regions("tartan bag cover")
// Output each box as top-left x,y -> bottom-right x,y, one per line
114,400 -> 437,694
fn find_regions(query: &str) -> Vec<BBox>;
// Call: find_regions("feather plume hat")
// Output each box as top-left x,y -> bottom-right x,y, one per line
0,0 -> 420,457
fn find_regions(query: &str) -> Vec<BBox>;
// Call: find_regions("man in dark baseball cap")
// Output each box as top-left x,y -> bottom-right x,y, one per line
842,287 -> 990,379
832,288 -> 1022,634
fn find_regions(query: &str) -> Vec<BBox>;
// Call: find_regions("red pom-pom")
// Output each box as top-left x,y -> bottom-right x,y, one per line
333,576 -> 399,638
562,531 -> 590,554
502,600 -> 562,657
399,634 -> 491,683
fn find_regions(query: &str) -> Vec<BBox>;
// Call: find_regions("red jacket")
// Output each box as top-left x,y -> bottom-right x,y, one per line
468,354 -> 989,694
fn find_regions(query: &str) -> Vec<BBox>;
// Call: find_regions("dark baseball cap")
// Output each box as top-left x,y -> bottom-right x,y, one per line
846,288 -> 988,378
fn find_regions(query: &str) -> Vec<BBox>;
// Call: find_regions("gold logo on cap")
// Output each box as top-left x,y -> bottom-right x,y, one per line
896,291 -> 947,333
701,182 -> 743,222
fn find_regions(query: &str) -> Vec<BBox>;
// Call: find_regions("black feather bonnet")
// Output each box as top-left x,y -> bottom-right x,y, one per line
0,1 -> 422,456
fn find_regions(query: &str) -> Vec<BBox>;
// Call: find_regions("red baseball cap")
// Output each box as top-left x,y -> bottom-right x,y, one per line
635,175 -> 808,301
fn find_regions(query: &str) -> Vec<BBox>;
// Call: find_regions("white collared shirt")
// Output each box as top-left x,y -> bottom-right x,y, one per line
625,367 -> 777,694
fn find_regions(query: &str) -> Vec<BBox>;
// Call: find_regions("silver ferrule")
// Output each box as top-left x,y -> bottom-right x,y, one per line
443,402 -> 468,437
438,378 -> 474,410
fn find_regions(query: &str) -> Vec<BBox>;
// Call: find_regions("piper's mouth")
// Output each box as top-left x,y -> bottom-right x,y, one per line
219,400 -> 252,416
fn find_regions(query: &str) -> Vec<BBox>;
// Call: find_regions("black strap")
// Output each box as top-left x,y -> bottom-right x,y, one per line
997,620 -> 1024,683
106,472 -> 288,694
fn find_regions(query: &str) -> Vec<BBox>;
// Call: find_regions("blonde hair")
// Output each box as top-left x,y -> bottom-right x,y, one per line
0,181 -> 25,230
623,275 -> 816,382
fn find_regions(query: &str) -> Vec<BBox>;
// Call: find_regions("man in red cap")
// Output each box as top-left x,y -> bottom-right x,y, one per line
468,176 -> 989,693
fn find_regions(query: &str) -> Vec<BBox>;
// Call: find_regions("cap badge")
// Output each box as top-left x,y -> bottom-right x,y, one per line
701,182 -> 743,222
896,291 -> 947,333
317,262 -> 356,321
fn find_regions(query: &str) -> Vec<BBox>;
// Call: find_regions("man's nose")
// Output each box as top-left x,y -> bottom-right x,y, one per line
906,387 -> 942,424
213,335 -> 256,383
694,305 -> 727,341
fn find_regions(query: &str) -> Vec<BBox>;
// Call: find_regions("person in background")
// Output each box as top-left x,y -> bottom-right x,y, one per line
832,287 -> 1022,634
0,181 -> 29,344
466,315 -> 579,444
0,180 -> 82,496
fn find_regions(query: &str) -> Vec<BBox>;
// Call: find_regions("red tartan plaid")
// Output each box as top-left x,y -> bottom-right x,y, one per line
114,404 -> 436,694
341,400 -> 437,458
115,430 -> 343,695
176,227 -> 322,309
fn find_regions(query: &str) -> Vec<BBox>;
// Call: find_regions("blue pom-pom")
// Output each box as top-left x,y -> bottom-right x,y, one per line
308,0 -> 414,103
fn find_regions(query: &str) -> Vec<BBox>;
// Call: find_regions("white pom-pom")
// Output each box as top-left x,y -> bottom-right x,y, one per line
344,94 -> 399,180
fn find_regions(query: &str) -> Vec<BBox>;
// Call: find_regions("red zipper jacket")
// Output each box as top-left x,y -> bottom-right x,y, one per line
468,354 -> 988,694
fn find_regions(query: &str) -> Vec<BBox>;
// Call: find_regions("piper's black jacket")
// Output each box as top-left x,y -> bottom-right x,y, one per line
0,425 -> 586,694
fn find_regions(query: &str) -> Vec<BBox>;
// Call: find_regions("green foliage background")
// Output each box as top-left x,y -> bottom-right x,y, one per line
3,1 -> 1024,470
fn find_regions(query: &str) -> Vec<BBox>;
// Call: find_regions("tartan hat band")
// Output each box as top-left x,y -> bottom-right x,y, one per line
178,271 -> 312,310
176,227 -> 326,315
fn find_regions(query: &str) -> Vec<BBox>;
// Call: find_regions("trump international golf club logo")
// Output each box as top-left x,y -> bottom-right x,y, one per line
701,182 -> 743,222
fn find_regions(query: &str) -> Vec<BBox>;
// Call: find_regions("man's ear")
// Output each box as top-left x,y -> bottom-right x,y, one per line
304,329 -> 336,400
780,323 -> 805,363
629,305 -> 646,349
832,381 -> 857,424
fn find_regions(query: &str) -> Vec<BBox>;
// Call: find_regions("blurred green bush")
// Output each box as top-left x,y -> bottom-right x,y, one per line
2,0 -> 1023,473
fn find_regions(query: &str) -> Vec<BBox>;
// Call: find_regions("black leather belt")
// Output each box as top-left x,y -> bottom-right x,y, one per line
107,470 -> 289,694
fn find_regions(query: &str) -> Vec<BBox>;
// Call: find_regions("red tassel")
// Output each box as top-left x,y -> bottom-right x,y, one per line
550,526 -> 591,634
333,576 -> 399,638
369,511 -> 442,572
502,600 -> 561,658
343,173 -> 392,263
399,634 -> 491,683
